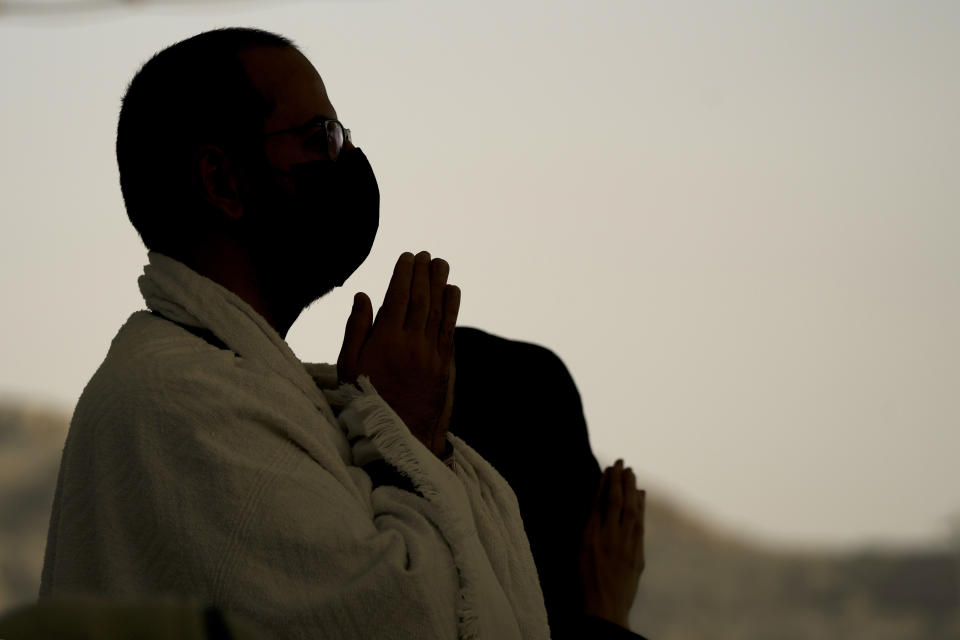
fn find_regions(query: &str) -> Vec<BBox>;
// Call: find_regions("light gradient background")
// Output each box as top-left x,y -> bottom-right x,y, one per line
1,0 -> 958,550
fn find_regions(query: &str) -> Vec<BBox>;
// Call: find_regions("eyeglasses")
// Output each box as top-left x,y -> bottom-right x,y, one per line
263,117 -> 352,162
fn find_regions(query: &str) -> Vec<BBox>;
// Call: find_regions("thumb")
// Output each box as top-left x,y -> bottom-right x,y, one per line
337,292 -> 372,382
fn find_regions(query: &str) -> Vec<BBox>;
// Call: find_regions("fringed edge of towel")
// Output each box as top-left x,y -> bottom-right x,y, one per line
334,374 -> 484,640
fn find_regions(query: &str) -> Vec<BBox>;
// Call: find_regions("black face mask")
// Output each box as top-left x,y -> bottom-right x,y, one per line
249,146 -> 380,290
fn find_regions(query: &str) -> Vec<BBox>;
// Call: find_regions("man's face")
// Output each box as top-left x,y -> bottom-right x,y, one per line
240,45 -> 355,175
235,45 -> 360,296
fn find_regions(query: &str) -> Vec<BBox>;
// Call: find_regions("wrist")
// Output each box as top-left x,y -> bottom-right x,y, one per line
434,437 -> 452,457
434,438 -> 455,465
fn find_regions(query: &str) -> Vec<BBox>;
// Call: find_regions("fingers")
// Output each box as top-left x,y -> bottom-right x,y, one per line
608,459 -> 623,522
437,284 -> 460,363
425,258 -> 450,337
622,466 -> 636,526
604,459 -> 643,528
337,291 -> 373,383
379,252 -> 416,327
638,489 -> 646,533
586,467 -> 611,530
622,468 -> 645,573
637,488 -> 646,573
379,250 -> 456,344
405,251 -> 432,330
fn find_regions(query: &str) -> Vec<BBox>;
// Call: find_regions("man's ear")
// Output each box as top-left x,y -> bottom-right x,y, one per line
194,144 -> 244,221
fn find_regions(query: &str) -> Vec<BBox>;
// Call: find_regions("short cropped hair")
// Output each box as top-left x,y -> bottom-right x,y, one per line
116,27 -> 297,259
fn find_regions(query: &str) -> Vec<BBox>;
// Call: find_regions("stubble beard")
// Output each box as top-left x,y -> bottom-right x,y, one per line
244,178 -> 342,317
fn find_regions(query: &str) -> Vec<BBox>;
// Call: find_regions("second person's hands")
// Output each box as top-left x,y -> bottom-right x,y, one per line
577,459 -> 646,630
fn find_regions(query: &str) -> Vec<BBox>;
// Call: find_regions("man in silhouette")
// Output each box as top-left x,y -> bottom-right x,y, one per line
39,27 -> 647,639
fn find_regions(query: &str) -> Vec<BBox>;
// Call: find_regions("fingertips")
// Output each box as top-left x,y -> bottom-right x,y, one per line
357,291 -> 372,319
431,258 -> 450,285
592,468 -> 610,509
350,292 -> 371,327
339,294 -> 370,379
352,291 -> 366,313
444,284 -> 461,313
438,285 -> 461,359
608,464 -> 623,499
383,253 -> 416,325
425,258 -> 449,336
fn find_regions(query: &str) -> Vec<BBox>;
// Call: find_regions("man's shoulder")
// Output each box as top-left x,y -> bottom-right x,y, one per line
66,311 -> 323,478
76,311 -> 283,435
114,310 -> 234,362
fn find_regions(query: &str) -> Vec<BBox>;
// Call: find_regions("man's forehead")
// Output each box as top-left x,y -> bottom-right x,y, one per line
239,46 -> 336,128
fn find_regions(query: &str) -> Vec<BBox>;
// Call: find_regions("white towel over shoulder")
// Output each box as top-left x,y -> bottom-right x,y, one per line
39,251 -> 551,640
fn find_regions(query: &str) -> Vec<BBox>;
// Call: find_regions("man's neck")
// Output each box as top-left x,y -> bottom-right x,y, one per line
181,240 -> 299,340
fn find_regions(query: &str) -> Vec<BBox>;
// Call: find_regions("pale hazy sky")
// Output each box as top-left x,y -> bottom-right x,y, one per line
1,0 -> 958,549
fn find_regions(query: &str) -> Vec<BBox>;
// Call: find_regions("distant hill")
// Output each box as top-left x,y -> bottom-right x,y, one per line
634,494 -> 959,639
1,398 -> 957,639
0,400 -> 70,611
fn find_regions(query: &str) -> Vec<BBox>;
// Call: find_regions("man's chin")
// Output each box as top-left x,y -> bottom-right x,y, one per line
258,247 -> 366,304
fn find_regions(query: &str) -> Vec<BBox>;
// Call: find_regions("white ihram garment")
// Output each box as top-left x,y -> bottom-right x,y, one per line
39,251 -> 551,640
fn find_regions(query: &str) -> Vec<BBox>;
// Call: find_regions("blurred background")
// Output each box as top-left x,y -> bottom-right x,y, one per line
1,0 -> 958,637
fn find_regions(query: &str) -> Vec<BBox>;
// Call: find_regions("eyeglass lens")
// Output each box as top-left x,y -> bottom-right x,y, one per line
325,120 -> 344,161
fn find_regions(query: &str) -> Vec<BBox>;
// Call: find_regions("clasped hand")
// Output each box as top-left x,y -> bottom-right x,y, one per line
337,251 -> 460,458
